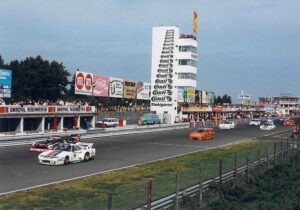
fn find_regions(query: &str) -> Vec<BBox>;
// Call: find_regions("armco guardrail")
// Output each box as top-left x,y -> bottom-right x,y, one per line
135,150 -> 287,210
84,123 -> 189,139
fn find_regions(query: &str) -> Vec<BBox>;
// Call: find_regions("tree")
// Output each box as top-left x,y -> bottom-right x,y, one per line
0,55 -> 5,67
8,55 -> 70,101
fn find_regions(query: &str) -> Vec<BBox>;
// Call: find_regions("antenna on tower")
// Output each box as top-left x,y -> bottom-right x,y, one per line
238,90 -> 250,104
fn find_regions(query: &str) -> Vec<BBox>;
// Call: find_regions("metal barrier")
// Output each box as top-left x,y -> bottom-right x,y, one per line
135,149 -> 288,210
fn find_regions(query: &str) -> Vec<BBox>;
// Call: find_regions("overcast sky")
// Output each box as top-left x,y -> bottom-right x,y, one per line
0,0 -> 299,102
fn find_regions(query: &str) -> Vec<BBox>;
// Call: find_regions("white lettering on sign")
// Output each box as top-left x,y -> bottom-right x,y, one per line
77,77 -> 83,86
151,29 -> 175,107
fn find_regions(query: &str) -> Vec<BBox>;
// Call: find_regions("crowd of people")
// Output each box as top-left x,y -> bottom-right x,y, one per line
0,99 -> 91,106
0,98 -> 151,112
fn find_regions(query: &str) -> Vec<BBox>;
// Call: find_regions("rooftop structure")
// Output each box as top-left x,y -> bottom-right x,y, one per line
272,95 -> 299,115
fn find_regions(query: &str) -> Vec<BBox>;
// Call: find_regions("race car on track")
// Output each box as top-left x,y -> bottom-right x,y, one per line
249,119 -> 261,126
189,128 -> 215,140
30,134 -> 81,152
38,142 -> 96,165
260,122 -> 276,131
284,119 -> 296,126
218,121 -> 236,129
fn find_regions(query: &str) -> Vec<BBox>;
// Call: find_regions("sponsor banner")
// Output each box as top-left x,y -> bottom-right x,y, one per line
150,26 -> 179,123
182,107 -> 208,112
178,88 -> 185,103
93,75 -> 109,97
75,71 -> 93,96
0,106 -> 95,114
27,107 -> 47,112
109,77 -> 123,98
0,69 -> 12,98
187,88 -> 195,103
124,80 -> 136,99
0,107 -> 9,113
136,82 -> 151,100
201,90 -> 208,104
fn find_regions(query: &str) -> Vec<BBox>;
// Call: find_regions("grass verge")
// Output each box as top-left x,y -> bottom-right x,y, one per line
0,140 -> 270,210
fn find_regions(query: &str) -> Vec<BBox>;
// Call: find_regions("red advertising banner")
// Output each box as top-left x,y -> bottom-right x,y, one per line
0,107 -> 8,113
48,106 -> 56,113
75,71 -> 93,96
93,75 -> 109,97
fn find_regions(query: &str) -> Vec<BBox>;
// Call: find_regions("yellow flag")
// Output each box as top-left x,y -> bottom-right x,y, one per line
193,10 -> 198,33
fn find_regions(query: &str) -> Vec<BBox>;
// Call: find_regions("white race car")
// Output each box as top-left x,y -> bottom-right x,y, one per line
38,142 -> 96,166
249,119 -> 261,126
260,123 -> 276,131
218,121 -> 236,129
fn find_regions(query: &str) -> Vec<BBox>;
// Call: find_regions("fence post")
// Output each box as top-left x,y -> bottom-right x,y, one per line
107,194 -> 113,210
234,153 -> 238,186
286,138 -> 289,157
267,145 -> 270,170
198,162 -> 203,209
147,178 -> 152,210
281,141 -> 283,167
246,151 -> 249,183
175,171 -> 180,210
219,159 -> 223,200
257,149 -> 261,176
274,142 -> 276,167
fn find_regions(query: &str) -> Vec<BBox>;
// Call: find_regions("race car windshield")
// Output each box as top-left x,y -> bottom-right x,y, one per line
60,145 -> 71,151
197,129 -> 206,133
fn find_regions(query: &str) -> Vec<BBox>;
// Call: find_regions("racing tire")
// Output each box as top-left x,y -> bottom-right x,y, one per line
64,156 -> 69,165
84,152 -> 90,161
114,124 -> 117,127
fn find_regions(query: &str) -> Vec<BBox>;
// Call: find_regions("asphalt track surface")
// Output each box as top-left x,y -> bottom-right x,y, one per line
0,121 -> 291,195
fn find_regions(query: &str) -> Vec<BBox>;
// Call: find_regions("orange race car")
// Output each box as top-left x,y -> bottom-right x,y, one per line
284,119 -> 296,126
189,128 -> 215,140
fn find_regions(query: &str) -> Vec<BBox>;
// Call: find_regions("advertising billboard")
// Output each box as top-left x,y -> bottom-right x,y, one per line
178,87 -> 185,103
109,77 -> 123,98
201,90 -> 208,104
75,71 -> 93,96
150,26 -> 179,124
124,80 -> 136,99
187,88 -> 195,103
93,75 -> 109,97
0,69 -> 12,98
136,82 -> 151,100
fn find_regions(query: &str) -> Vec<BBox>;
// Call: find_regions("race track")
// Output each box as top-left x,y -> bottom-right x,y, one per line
0,122 -> 291,194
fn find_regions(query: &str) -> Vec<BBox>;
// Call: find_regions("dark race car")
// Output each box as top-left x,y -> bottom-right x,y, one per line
30,134 -> 81,152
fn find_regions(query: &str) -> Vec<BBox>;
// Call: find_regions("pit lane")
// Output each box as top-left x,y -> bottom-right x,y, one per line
0,121 -> 292,195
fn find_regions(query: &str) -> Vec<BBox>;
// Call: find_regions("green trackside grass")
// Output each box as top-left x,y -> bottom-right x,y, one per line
0,140 -> 270,210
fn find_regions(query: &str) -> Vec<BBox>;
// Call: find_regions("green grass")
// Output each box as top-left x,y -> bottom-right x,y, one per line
0,140 -> 271,210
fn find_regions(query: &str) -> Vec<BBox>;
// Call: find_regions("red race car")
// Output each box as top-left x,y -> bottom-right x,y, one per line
189,128 -> 215,140
284,119 -> 296,126
30,134 -> 81,152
